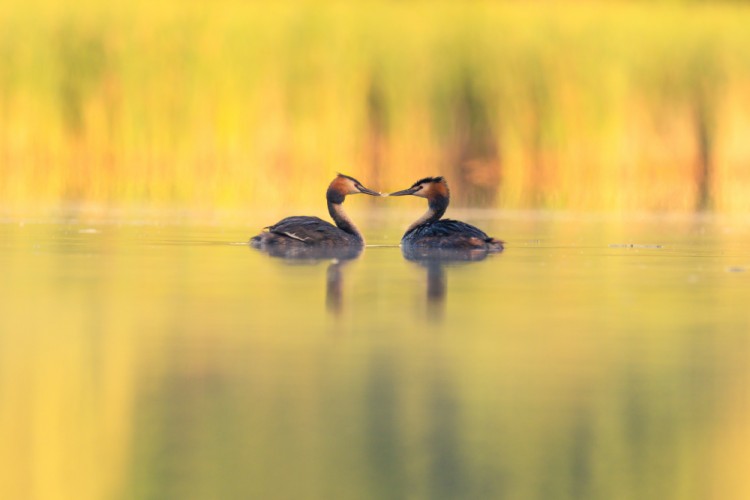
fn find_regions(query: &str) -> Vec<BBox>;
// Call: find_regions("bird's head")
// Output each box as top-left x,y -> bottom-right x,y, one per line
388,176 -> 449,200
327,173 -> 381,204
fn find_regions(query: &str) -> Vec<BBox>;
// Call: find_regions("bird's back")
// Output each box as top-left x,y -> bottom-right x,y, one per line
403,219 -> 503,251
251,216 -> 359,247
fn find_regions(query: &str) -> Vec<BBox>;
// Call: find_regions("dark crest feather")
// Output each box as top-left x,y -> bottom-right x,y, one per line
411,176 -> 445,188
336,172 -> 362,185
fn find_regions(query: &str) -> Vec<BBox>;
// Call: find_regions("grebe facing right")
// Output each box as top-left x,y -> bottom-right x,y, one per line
388,176 -> 504,251
250,174 -> 380,248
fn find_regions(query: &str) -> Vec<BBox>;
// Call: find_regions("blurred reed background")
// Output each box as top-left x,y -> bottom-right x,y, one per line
1,0 -> 750,212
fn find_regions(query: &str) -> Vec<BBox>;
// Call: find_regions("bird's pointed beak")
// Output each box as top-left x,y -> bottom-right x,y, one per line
357,185 -> 381,197
388,186 -> 419,197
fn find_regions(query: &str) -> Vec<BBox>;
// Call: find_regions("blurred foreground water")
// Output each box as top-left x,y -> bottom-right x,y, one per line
1,210 -> 748,500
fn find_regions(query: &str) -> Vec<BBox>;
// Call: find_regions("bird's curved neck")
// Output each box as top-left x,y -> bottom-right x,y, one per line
406,195 -> 448,233
328,201 -> 363,241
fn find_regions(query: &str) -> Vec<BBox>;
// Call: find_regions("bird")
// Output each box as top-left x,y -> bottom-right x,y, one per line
388,176 -> 504,251
250,173 -> 380,248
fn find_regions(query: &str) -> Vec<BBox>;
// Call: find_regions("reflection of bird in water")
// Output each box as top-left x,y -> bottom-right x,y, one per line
325,257 -> 350,315
250,244 -> 362,316
252,243 -> 362,262
388,176 -> 504,251
403,247 -> 494,321
250,174 -> 380,248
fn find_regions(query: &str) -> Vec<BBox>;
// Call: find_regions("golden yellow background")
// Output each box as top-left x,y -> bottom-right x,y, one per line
2,1 -> 750,211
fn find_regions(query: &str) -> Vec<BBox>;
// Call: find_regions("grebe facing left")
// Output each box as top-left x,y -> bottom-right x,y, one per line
250,174 -> 380,248
388,176 -> 504,251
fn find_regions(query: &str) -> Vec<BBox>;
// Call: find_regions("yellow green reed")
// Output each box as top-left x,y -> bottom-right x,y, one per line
1,1 -> 750,212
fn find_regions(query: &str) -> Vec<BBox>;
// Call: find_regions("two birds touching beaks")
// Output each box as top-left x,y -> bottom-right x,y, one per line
250,173 -> 503,252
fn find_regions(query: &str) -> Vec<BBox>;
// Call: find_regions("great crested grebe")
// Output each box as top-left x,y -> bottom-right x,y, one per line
250,174 -> 380,248
388,176 -> 504,251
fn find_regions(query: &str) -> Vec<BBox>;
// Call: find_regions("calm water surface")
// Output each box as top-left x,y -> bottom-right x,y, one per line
1,210 -> 749,500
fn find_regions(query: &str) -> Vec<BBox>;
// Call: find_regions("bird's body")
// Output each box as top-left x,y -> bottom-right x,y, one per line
250,174 -> 379,249
254,216 -> 361,247
402,218 -> 502,250
389,176 -> 503,252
